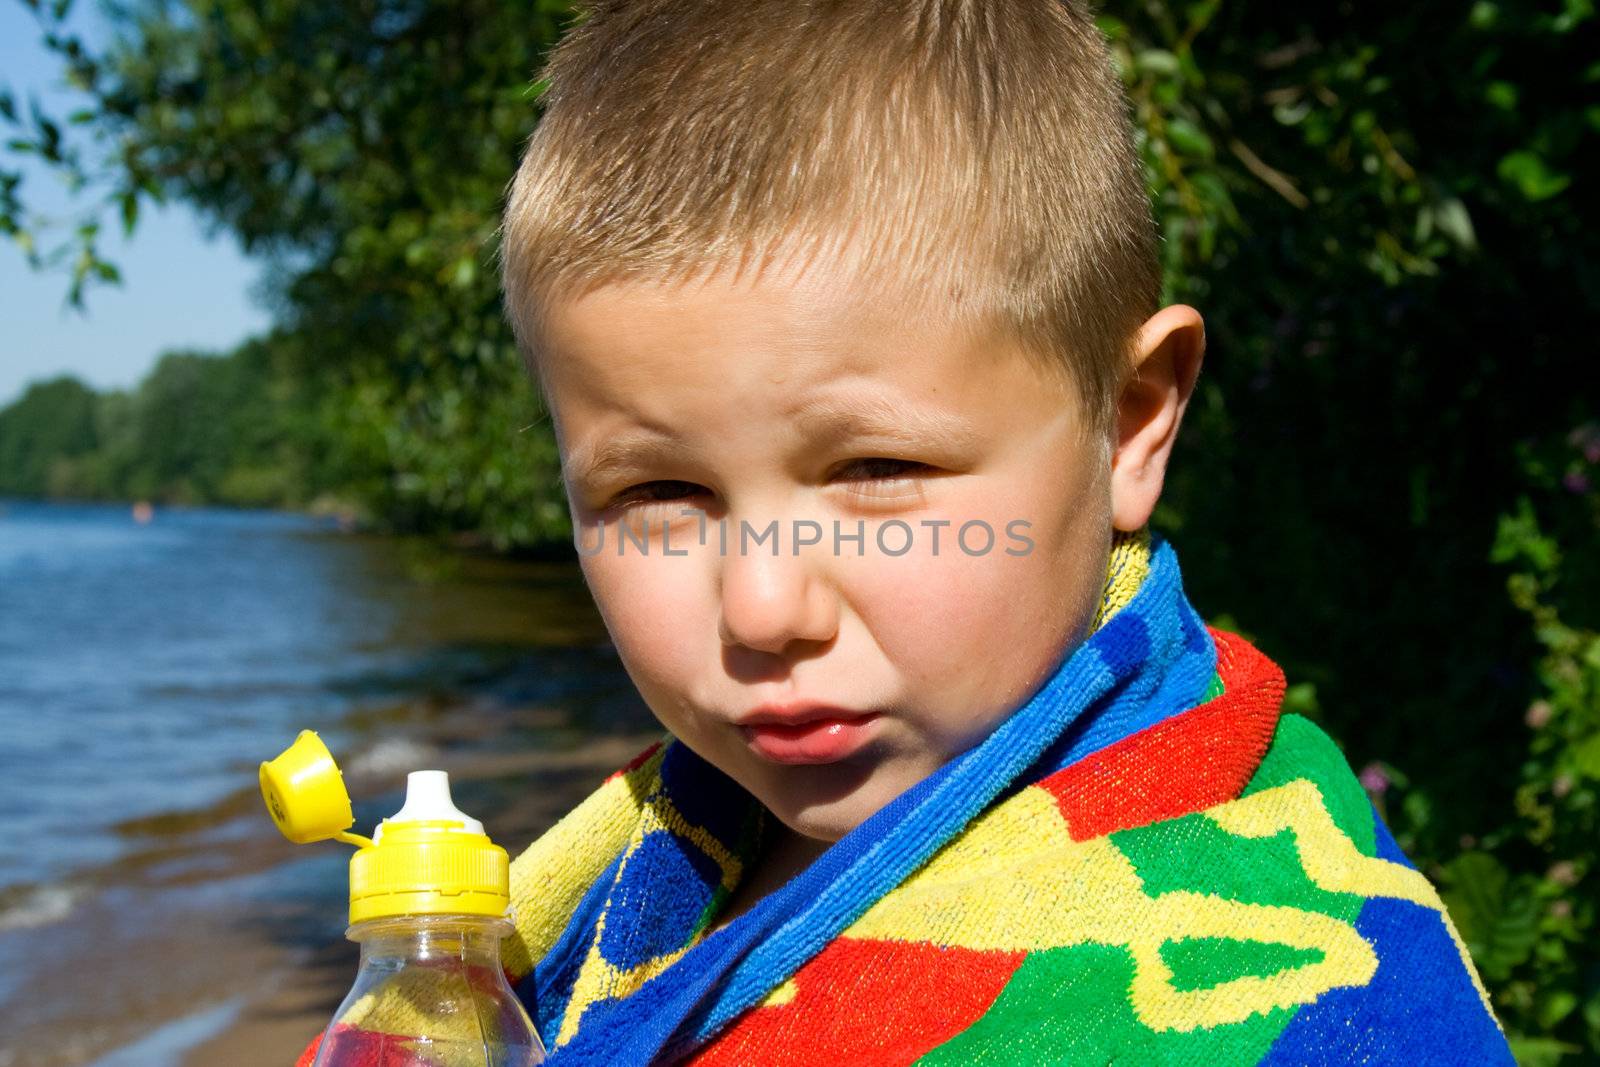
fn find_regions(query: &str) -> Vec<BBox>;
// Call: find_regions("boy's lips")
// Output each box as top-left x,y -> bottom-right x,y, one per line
737,700 -> 872,727
736,701 -> 882,765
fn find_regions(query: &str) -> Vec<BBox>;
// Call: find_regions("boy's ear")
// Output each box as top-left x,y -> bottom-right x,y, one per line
1109,304 -> 1206,532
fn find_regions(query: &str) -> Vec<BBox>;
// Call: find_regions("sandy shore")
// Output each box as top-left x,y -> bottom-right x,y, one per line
0,506 -> 648,1067
0,691 -> 660,1067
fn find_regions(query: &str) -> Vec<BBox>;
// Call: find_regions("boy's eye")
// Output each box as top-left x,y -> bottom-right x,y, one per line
606,459 -> 930,510
833,457 -> 929,482
832,458 -> 933,501
612,480 -> 706,508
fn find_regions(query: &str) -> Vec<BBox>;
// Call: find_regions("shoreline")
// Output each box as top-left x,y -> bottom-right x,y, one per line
0,500 -> 645,1067
0,494 -> 583,562
0,704 -> 660,1067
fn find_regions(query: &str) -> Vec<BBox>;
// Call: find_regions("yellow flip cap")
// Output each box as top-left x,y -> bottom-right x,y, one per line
260,729 -> 361,845
260,730 -> 510,923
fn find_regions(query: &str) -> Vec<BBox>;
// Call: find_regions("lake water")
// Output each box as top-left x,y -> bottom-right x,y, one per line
0,498 -> 659,1067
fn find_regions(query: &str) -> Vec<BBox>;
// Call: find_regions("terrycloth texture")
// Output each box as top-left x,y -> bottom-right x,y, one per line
296,528 -> 1514,1066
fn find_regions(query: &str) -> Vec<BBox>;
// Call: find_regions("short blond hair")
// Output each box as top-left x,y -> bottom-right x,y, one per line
499,0 -> 1160,441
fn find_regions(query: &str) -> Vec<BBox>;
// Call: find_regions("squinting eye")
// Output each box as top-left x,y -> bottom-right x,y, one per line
605,461 -> 931,511
833,458 -> 931,499
836,458 -> 929,480
611,480 -> 706,508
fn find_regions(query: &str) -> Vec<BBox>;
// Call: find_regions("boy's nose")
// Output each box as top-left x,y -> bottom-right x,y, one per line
716,532 -> 838,656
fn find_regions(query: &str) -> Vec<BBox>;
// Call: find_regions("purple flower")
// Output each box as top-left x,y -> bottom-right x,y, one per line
1562,470 -> 1591,494
1358,761 -> 1390,795
1567,422 -> 1600,464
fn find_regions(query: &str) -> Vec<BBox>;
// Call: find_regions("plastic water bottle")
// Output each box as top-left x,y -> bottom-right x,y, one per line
261,730 -> 546,1067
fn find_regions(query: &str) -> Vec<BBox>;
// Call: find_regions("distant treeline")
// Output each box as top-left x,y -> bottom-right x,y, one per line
0,336 -> 349,515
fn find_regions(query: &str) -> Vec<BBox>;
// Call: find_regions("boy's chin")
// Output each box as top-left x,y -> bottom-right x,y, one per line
756,757 -> 920,846
768,806 -> 855,848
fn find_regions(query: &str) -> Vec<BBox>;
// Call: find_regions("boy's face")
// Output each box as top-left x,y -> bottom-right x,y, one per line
535,256 -> 1177,846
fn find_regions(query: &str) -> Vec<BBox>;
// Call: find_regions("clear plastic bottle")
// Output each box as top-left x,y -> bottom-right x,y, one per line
313,914 -> 541,1067
261,730 -> 546,1067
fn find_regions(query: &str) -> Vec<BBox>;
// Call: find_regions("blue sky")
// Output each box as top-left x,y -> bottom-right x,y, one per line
0,2 -> 272,408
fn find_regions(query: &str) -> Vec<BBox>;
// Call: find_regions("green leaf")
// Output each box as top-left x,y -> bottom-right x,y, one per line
1402,787 -> 1432,830
1166,118 -> 1214,160
1492,497 -> 1560,572
38,117 -> 61,156
1506,1035 -> 1584,1067
1136,50 -> 1182,79
1572,732 -> 1600,779
1585,992 -> 1600,1036
1485,81 -> 1518,111
1094,14 -> 1128,39
1497,151 -> 1573,202
1536,989 -> 1580,1031
1440,851 -> 1541,981
1434,197 -> 1477,251
1280,681 -> 1320,717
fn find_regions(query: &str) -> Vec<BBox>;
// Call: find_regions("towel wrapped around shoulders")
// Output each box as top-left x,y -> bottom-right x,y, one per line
296,528 -> 1515,1066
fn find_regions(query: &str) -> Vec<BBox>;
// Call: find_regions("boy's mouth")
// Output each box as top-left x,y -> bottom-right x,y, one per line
736,701 -> 882,765
739,714 -> 883,765
739,699 -> 871,726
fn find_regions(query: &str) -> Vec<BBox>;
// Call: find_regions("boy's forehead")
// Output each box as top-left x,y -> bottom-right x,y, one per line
547,264 -> 933,352
528,242 -> 1081,459
541,277 -> 963,433
535,253 -> 1006,401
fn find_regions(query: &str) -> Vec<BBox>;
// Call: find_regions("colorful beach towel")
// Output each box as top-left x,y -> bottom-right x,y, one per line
298,529 -> 1514,1066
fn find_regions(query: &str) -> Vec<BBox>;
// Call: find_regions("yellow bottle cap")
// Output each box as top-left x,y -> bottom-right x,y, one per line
259,730 -> 356,844
349,806 -> 510,924
260,732 -> 510,924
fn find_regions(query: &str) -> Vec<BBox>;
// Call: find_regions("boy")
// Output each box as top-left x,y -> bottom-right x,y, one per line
300,1 -> 1514,1063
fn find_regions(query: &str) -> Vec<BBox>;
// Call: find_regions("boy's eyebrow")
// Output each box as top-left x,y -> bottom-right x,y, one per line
564,428 -> 679,487
565,395 -> 980,486
790,394 -> 981,451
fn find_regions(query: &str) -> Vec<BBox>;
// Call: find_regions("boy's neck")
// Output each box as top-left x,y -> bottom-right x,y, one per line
708,820 -> 832,936
763,821 -> 833,878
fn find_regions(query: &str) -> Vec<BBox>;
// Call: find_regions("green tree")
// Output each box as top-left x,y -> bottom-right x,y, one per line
0,374 -> 100,495
0,331 -> 339,508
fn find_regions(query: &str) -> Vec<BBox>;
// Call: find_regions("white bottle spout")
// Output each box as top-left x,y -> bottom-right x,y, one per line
378,770 -> 485,839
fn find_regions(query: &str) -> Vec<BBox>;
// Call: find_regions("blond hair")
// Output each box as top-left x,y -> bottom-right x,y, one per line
499,0 -> 1160,441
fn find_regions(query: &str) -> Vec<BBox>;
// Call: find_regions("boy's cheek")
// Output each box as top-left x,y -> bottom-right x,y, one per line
870,555 -> 1066,727
581,553 -> 708,696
